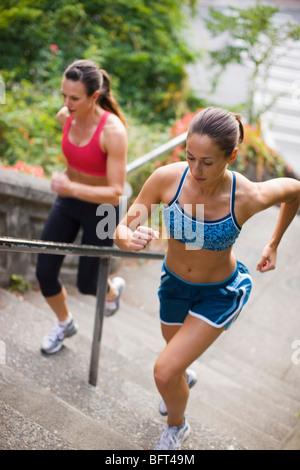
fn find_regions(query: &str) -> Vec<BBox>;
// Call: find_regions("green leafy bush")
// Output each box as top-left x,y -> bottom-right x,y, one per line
8,274 -> 31,294
233,124 -> 294,181
0,79 -> 65,175
0,0 -> 197,122
0,0 -> 200,173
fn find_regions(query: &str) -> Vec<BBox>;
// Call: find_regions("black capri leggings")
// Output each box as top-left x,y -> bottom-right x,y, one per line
36,196 -> 119,297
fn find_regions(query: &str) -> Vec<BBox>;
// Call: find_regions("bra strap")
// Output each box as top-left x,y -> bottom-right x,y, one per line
62,116 -> 72,135
94,111 -> 110,140
168,165 -> 189,206
230,171 -> 236,213
230,171 -> 241,230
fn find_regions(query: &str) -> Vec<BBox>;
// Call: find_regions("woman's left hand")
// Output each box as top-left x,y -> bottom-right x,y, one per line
51,171 -> 72,197
256,243 -> 277,273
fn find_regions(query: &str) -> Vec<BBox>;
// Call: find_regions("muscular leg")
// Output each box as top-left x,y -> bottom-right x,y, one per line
36,197 -> 80,322
44,286 -> 69,322
154,315 -> 224,427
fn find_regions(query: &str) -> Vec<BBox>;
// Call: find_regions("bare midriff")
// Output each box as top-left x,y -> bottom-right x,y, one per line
66,165 -> 108,187
165,237 -> 237,284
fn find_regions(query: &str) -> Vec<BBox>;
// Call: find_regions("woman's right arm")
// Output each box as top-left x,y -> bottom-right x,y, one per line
114,167 -> 166,251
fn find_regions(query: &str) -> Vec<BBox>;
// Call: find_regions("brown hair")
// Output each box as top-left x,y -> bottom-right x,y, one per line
64,60 -> 127,127
187,107 -> 244,158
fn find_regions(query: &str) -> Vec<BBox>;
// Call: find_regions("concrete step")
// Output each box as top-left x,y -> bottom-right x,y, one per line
0,287 -> 246,450
0,364 -> 139,450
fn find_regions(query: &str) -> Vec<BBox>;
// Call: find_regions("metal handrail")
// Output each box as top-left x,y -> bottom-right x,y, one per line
126,131 -> 187,174
0,237 -> 164,260
0,236 -> 164,386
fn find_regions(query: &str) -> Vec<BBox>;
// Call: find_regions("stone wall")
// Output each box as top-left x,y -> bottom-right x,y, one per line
0,169 -> 127,288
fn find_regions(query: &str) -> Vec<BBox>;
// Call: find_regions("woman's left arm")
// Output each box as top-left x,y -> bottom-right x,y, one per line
254,178 -> 300,272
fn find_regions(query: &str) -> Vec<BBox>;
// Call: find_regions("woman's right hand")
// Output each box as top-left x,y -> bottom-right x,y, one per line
256,243 -> 277,273
129,226 -> 159,251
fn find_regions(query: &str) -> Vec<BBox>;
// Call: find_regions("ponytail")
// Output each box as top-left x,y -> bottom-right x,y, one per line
233,113 -> 244,145
98,69 -> 127,127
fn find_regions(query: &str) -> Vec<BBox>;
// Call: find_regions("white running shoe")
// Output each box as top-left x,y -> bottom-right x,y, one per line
104,277 -> 126,317
158,369 -> 197,416
155,419 -> 191,450
41,318 -> 78,354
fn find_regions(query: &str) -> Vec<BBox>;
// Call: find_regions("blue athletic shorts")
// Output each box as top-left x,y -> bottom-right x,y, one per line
158,260 -> 252,329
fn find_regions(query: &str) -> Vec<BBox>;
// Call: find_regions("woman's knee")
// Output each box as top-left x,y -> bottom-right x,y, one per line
36,263 -> 62,297
154,356 -> 179,391
77,278 -> 97,296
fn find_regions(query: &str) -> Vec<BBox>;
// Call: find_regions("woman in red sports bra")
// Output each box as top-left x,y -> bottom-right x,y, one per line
36,60 -> 127,355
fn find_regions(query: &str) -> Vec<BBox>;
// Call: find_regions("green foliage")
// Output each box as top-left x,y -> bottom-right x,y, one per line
0,0 -> 197,122
232,124 -> 293,181
0,79 -> 65,174
204,1 -> 300,124
0,0 -> 200,173
8,274 -> 31,294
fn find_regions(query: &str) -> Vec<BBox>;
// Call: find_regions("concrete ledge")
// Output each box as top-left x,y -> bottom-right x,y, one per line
0,168 -> 54,204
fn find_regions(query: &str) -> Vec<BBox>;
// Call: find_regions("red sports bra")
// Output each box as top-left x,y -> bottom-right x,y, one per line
61,111 -> 110,176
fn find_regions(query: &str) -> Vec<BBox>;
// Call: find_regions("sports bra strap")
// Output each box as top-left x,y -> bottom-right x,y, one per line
230,172 -> 241,230
62,116 -> 72,134
230,171 -> 236,215
94,111 -> 110,139
168,166 -> 189,206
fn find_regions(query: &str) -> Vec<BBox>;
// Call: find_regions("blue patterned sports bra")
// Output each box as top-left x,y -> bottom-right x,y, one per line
163,166 -> 241,251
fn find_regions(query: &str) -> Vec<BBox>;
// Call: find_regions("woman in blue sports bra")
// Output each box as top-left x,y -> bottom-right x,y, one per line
114,107 -> 300,450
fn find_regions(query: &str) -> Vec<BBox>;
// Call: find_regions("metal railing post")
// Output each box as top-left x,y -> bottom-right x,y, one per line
89,255 -> 111,386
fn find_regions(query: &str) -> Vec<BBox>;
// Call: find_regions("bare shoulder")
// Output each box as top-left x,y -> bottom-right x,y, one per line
101,112 -> 127,152
103,112 -> 127,137
149,162 -> 187,187
234,170 -> 300,224
133,162 -> 186,207
154,161 -> 187,180
233,171 -> 261,224
234,171 -> 257,194
56,106 -> 69,128
146,162 -> 187,202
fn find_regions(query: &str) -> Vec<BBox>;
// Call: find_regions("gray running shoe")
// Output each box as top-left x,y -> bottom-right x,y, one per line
158,369 -> 197,416
104,277 -> 125,317
41,318 -> 78,354
155,420 -> 191,450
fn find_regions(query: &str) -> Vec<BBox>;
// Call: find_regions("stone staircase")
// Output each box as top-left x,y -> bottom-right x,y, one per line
1,207 -> 300,450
